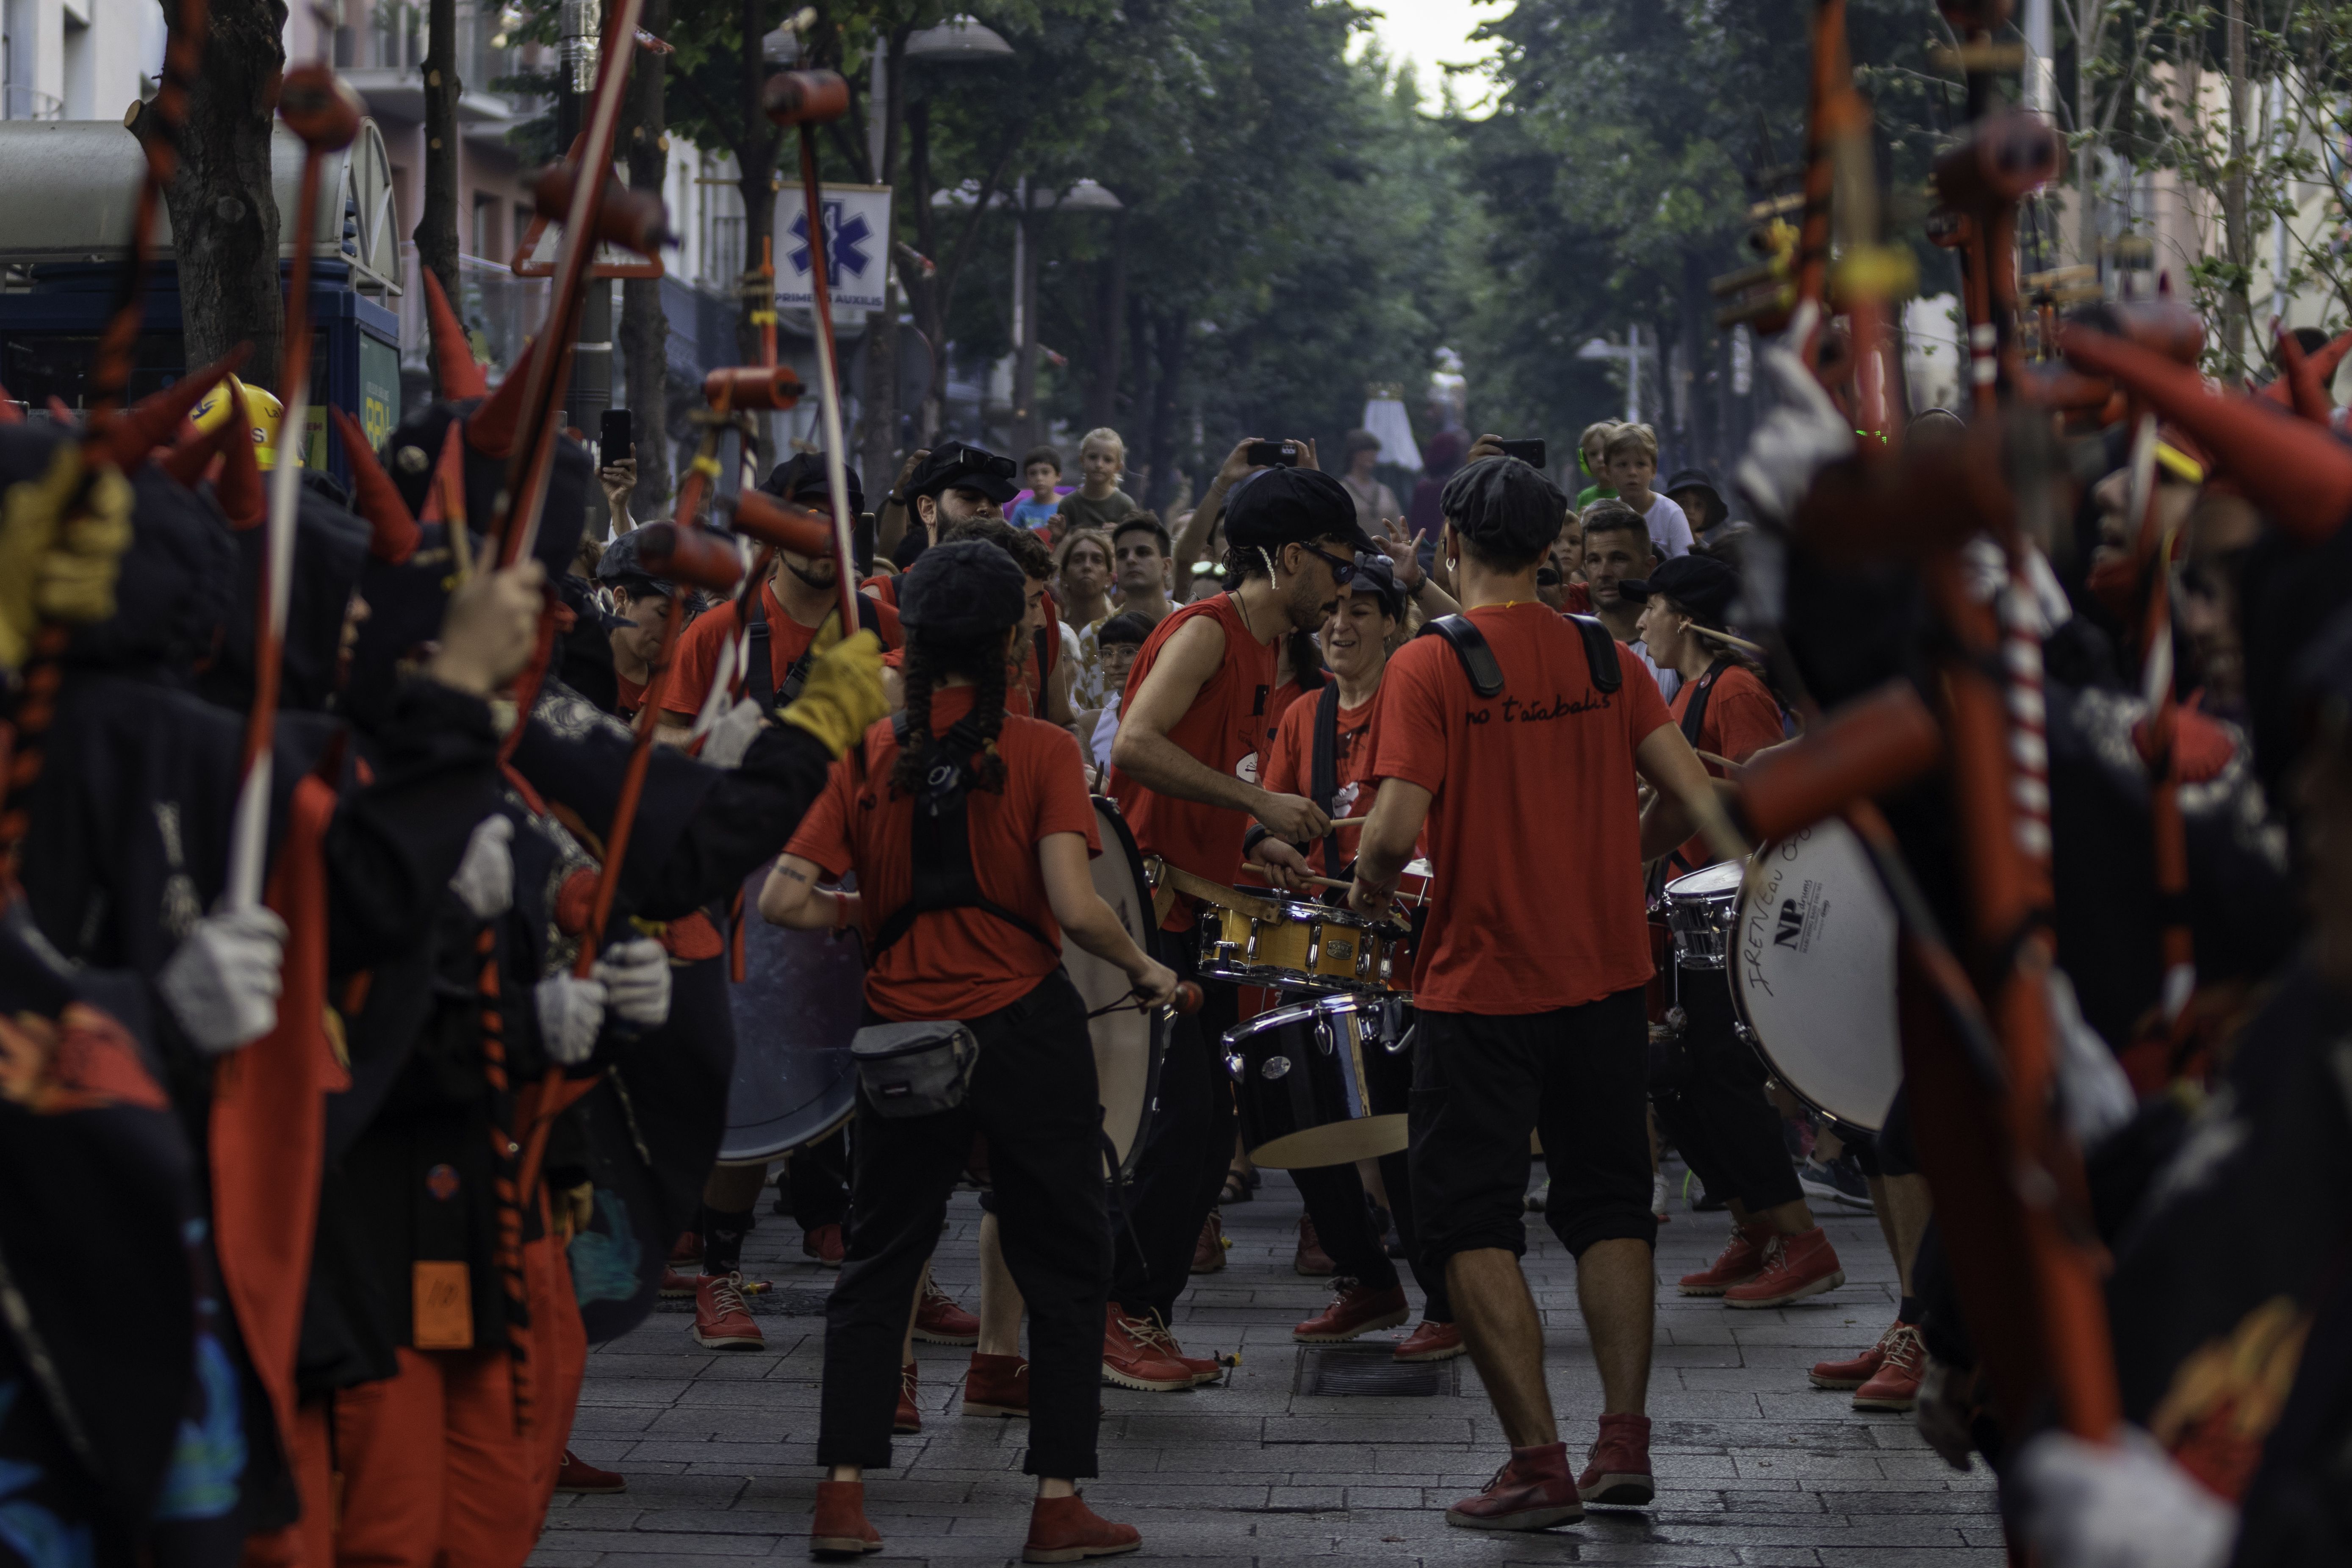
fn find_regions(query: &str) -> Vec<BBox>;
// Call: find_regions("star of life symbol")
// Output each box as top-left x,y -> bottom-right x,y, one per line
788,200 -> 874,289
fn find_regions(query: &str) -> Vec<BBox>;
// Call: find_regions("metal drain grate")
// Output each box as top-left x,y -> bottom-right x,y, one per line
1293,1342 -> 1455,1396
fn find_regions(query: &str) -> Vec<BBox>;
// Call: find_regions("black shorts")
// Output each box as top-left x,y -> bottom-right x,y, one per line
1408,987 -> 1658,1264
1847,1083 -> 1917,1179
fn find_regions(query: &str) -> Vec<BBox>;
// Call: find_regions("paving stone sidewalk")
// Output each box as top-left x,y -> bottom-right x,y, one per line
540,1164 -> 2002,1567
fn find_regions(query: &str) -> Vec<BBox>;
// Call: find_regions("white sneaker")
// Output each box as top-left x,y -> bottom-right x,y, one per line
1650,1171 -> 1671,1221
1524,1176 -> 1550,1213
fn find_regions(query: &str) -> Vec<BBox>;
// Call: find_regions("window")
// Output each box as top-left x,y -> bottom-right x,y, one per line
471,194 -> 499,260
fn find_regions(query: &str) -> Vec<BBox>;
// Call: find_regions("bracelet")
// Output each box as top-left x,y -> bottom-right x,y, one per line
831,891 -> 852,931
1241,824 -> 1272,856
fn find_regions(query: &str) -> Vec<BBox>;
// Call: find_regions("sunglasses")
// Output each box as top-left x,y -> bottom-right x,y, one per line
1298,543 -> 1358,585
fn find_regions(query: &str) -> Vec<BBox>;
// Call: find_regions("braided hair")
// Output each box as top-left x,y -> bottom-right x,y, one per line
890,627 -> 1011,795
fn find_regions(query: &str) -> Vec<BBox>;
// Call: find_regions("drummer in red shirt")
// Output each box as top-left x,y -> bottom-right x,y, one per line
1103,450 -> 1377,1381
1246,552 -> 1460,1363
1623,552 -> 1846,1311
761,540 -> 1176,1565
1349,455 -> 1739,1532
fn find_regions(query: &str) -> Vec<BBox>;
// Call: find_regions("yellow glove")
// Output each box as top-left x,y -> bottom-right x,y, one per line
779,624 -> 889,759
0,445 -> 133,673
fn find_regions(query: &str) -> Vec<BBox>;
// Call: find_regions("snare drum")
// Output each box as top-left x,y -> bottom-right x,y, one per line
1199,897 -> 1407,995
1659,859 -> 1747,970
1224,992 -> 1413,1168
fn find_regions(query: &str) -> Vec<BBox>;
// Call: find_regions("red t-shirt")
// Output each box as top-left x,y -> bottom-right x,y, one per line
862,573 -> 898,608
1371,601 -> 1672,1014
660,581 -> 903,719
1559,582 -> 1593,615
1663,661 -> 1782,874
615,672 -> 647,717
1260,684 -> 1381,877
784,686 -> 1100,1022
1105,594 -> 1280,930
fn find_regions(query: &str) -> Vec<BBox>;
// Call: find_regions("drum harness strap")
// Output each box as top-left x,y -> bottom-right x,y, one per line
1308,680 -> 1346,880
1662,654 -> 1738,881
867,711 -> 1054,960
1418,610 -> 1622,697
744,585 -> 882,714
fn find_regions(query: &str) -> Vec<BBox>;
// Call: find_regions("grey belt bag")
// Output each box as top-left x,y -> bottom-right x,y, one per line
850,1019 -> 978,1117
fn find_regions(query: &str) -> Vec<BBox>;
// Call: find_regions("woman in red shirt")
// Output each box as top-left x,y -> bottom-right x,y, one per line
759,540 -> 1174,1565
1622,552 -> 1845,1324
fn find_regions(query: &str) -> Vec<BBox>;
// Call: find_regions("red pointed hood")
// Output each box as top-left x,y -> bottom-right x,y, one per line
329,405 -> 420,564
90,347 -> 251,468
420,267 -> 489,399
2260,326 -> 2352,423
460,333 -> 537,460
2061,324 -> 2352,547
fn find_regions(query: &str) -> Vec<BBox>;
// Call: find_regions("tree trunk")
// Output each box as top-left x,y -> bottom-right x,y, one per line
621,0 -> 671,513
2222,0 -> 2253,379
164,0 -> 285,383
416,0 -> 461,391
1143,310 -> 1186,515
1084,209 -> 1127,432
856,28 -> 906,499
735,0 -> 779,373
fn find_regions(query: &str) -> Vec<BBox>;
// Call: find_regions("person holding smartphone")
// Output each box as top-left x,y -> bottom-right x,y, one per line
760,540 -> 1174,1565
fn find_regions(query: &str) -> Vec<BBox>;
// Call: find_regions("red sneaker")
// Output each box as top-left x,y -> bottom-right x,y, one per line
809,1478 -> 882,1557
1099,1303 -> 1197,1392
1190,1211 -> 1227,1274
1393,1320 -> 1465,1363
893,1363 -> 921,1433
963,1352 -> 1029,1417
1722,1227 -> 1845,1309
1810,1320 -> 1903,1391
1291,1280 -> 1409,1343
802,1222 -> 845,1267
1852,1321 -> 1926,1411
1576,1412 -> 1654,1506
554,1449 -> 625,1493
1444,1442 -> 1583,1531
1021,1493 -> 1141,1563
691,1272 -> 763,1351
661,1231 -> 701,1299
1127,1311 -> 1223,1385
913,1277 -> 979,1345
1676,1222 -> 1770,1296
1294,1213 -> 1335,1276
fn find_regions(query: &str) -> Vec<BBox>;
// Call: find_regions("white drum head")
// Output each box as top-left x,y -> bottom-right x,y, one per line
1663,859 -> 1745,903
1731,820 -> 1900,1133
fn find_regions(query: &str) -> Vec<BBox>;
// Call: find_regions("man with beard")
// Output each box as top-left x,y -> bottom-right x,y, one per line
1100,463 -> 1381,1387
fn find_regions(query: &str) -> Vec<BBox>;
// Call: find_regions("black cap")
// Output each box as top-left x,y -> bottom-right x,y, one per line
761,451 -> 865,516
1663,466 -> 1726,529
596,526 -> 676,595
898,538 -> 1027,637
1224,466 -> 1377,553
907,442 -> 1019,505
1438,456 -> 1566,562
1619,551 -> 1739,624
1348,551 -> 1407,619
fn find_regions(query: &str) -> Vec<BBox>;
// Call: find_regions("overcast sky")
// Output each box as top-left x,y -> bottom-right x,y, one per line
1355,0 -> 1506,117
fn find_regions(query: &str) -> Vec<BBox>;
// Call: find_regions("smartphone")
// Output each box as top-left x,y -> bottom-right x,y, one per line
600,408 -> 634,463
1497,438 -> 1547,468
1245,440 -> 1300,468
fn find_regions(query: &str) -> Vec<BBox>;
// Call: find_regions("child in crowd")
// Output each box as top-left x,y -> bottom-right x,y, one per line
1055,427 -> 1141,534
1601,424 -> 1692,561
1009,446 -> 1068,537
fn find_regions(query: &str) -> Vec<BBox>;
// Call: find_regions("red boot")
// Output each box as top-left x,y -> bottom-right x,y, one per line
1191,1211 -> 1227,1274
555,1449 -> 625,1493
1393,1320 -> 1464,1363
1021,1493 -> 1141,1563
1444,1442 -> 1583,1531
1293,1213 -> 1335,1276
1722,1227 -> 1845,1309
1852,1321 -> 1926,1411
1291,1280 -> 1409,1343
1576,1412 -> 1654,1507
661,1231 -> 701,1299
802,1222 -> 845,1267
691,1272 -> 763,1351
809,1478 -> 882,1557
913,1277 -> 979,1345
963,1352 -> 1030,1417
1676,1221 -> 1770,1296
1810,1320 -> 1903,1390
1100,1303 -> 1194,1392
893,1363 -> 921,1433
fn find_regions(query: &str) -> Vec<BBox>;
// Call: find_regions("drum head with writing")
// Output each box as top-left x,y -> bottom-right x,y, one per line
720,869 -> 867,1163
1068,798 -> 1166,1180
1731,821 -> 1900,1133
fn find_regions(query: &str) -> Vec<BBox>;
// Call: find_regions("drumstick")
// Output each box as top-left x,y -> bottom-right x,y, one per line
1297,873 -> 1423,904
1690,624 -> 1767,657
1696,749 -> 1745,773
1326,815 -> 1369,828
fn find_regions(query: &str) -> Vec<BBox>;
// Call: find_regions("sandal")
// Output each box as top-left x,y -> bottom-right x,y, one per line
1219,1169 -> 1253,1204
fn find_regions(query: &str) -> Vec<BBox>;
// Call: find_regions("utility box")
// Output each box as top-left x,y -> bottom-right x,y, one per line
0,117 -> 404,485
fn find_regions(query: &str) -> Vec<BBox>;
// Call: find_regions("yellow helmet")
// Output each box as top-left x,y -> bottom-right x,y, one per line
190,375 -> 298,470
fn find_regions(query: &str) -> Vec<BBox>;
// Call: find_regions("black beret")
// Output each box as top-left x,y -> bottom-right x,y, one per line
1439,456 -> 1566,562
898,538 -> 1026,638
1224,466 -> 1376,552
1348,550 -> 1407,619
760,451 -> 864,516
1619,551 -> 1739,625
595,526 -> 676,595
907,442 -> 1019,505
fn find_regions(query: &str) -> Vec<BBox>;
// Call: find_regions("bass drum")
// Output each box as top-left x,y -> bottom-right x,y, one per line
719,868 -> 867,1164
1066,797 -> 1166,1182
1730,819 -> 1901,1133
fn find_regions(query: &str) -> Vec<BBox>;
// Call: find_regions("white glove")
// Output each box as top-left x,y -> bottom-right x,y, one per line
2014,1425 -> 2237,1568
534,972 -> 608,1065
447,815 -> 515,921
157,906 -> 289,1056
1734,310 -> 1856,526
593,937 -> 673,1027
701,695 -> 768,770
